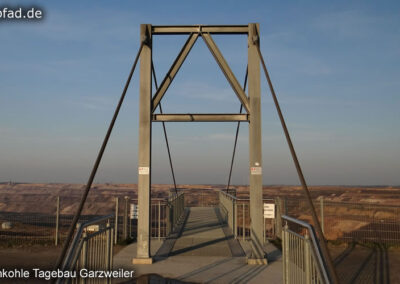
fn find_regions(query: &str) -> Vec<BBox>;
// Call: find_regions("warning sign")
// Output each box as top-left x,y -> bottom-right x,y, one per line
138,167 -> 149,175
130,204 -> 139,219
250,167 -> 262,175
263,203 -> 275,219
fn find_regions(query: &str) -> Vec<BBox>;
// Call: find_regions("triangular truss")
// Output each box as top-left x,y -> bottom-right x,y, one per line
151,29 -> 250,122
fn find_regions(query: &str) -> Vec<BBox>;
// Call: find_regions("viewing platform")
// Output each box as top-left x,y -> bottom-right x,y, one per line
114,207 -> 282,283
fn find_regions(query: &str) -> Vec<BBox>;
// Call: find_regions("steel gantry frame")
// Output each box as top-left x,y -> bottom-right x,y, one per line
55,23 -> 338,282
133,24 -> 267,265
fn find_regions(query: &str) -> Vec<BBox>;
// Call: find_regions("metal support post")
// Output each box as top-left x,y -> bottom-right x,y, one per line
82,232 -> 88,270
158,200 -> 161,240
283,223 -> 289,283
123,196 -> 129,240
166,205 -> 171,236
234,202 -> 237,239
275,197 -> 282,239
248,23 -> 267,264
110,227 -> 114,271
114,197 -> 118,244
243,204 -> 245,241
55,196 -> 60,246
106,222 -> 112,284
304,233 -> 311,284
129,208 -> 132,239
232,198 -> 235,235
134,23 -> 153,264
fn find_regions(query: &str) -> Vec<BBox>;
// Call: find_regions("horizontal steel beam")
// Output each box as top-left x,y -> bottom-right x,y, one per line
152,25 -> 249,35
152,114 -> 249,122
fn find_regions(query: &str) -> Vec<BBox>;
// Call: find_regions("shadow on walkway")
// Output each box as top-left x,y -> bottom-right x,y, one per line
156,207 -> 244,258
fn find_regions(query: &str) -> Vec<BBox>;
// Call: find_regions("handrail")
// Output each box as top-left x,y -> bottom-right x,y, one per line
166,193 -> 185,235
219,190 -> 274,202
282,215 -> 332,284
219,190 -> 276,242
61,214 -> 114,271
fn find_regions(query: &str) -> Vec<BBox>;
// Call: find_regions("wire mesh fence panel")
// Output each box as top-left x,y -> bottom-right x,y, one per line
323,201 -> 400,245
2,192 -> 399,246
280,197 -> 400,245
0,212 -> 56,245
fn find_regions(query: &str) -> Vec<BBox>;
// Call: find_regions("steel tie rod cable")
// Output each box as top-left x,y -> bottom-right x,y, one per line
54,42 -> 144,272
151,61 -> 178,195
226,67 -> 248,193
255,41 -> 339,284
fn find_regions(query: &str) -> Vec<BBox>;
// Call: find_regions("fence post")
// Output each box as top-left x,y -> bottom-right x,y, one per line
55,196 -> 60,246
304,232 -> 311,284
320,197 -> 324,235
158,200 -> 161,241
263,214 -> 265,244
242,203 -> 245,241
283,222 -> 289,284
129,208 -> 132,239
232,198 -> 235,238
275,197 -> 282,239
82,232 -> 88,271
234,201 -> 237,239
123,196 -> 129,240
114,197 -> 119,244
106,222 -> 111,284
166,205 -> 171,236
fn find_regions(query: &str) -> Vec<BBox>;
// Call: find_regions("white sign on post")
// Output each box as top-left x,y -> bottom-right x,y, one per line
138,167 -> 149,175
250,167 -> 262,175
130,204 -> 139,219
263,203 -> 275,219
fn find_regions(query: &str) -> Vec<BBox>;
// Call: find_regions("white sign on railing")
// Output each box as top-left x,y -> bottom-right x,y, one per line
263,203 -> 275,219
130,204 -> 138,219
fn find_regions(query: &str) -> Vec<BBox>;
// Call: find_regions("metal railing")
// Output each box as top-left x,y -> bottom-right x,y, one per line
2,192 -> 398,246
218,191 -> 235,230
282,215 -> 331,284
167,193 -> 185,234
127,198 -> 169,241
57,215 -> 114,284
112,193 -> 185,242
218,191 -> 276,242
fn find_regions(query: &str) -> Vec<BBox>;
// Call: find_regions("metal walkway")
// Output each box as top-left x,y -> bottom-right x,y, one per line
114,207 -> 283,283
170,207 -> 241,257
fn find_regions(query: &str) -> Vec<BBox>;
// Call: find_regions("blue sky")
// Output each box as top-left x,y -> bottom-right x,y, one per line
1,0 -> 399,185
